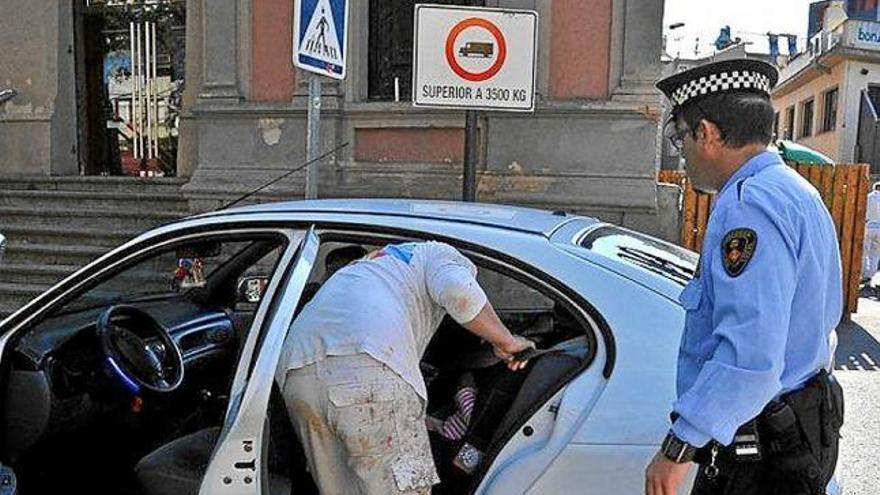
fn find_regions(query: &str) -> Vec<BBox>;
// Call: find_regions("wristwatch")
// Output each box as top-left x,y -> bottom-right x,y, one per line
661,431 -> 697,463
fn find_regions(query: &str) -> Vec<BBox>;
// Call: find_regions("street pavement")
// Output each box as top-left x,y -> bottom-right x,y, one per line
834,295 -> 880,495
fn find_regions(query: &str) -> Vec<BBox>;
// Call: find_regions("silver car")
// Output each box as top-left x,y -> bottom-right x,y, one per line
0,199 -> 839,495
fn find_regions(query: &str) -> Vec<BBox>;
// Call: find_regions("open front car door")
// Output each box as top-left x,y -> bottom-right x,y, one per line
200,227 -> 319,495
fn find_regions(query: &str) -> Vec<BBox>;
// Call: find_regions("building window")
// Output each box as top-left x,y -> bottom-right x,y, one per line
851,0 -> 877,12
822,87 -> 839,133
800,98 -> 815,138
784,106 -> 795,140
773,111 -> 780,139
368,0 -> 485,101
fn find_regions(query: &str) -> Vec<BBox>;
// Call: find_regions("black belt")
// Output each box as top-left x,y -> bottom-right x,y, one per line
693,370 -> 838,465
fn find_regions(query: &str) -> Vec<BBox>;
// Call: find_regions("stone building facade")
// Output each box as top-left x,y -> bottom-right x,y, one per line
0,0 -> 669,232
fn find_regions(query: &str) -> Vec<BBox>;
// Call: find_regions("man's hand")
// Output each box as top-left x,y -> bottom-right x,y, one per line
645,451 -> 691,495
493,335 -> 535,371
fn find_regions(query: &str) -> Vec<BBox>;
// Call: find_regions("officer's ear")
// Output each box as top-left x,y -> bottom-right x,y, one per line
695,119 -> 724,147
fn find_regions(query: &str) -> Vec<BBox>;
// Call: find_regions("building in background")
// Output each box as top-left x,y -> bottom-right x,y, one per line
772,0 -> 880,174
0,0 -> 669,233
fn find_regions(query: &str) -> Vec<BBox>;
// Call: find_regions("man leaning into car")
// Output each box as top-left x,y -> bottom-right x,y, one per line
646,59 -> 845,495
275,241 -> 534,495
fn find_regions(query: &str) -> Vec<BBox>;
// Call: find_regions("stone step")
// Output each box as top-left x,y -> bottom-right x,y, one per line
0,224 -> 139,248
0,263 -> 79,286
4,243 -> 110,267
0,175 -> 188,194
0,282 -> 49,315
0,206 -> 184,232
0,189 -> 189,212
0,300 -> 23,320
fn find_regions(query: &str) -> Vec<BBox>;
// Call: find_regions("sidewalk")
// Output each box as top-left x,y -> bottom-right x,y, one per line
834,296 -> 880,494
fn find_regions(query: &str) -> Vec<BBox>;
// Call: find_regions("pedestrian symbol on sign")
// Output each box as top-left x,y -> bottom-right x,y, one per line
294,0 -> 348,79
302,4 -> 340,60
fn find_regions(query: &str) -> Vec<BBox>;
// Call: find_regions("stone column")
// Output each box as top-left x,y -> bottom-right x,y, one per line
0,0 -> 73,176
198,0 -> 241,102
622,0 -> 663,86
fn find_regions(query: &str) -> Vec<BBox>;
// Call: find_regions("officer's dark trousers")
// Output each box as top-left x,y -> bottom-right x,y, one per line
690,372 -> 844,495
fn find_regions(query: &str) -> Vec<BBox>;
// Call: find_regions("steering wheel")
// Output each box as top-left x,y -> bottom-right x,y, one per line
97,305 -> 184,394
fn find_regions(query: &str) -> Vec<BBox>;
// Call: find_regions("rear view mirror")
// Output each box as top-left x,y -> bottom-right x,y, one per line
238,276 -> 270,304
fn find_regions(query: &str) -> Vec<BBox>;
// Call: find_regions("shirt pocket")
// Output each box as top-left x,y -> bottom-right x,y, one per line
327,381 -> 397,458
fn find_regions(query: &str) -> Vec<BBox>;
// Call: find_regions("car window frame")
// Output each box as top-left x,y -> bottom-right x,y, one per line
199,227 -> 318,495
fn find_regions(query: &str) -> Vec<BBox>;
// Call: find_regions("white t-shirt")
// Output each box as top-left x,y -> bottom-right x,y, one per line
276,241 -> 488,400
867,190 -> 880,227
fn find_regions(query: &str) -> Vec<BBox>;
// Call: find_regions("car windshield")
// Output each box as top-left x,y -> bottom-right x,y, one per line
57,240 -> 254,314
579,225 -> 698,285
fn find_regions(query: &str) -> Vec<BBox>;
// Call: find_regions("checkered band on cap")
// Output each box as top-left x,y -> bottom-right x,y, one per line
670,70 -> 773,107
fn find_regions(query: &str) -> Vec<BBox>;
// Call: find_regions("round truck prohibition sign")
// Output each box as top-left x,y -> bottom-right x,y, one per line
444,17 -> 507,82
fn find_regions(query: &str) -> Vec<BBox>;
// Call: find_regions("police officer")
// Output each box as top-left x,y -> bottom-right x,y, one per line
645,59 -> 845,495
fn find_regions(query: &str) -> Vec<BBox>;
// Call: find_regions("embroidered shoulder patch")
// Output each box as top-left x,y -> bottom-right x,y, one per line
721,228 -> 757,277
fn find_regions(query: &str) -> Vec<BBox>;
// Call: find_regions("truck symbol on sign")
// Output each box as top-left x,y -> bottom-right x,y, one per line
459,41 -> 494,58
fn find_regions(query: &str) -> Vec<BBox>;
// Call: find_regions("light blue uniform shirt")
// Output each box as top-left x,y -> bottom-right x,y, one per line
672,150 -> 843,447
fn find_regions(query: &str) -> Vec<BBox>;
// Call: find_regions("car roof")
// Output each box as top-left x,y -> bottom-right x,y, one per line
195,198 -> 592,237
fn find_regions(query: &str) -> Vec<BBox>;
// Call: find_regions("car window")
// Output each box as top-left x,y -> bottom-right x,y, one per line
476,266 -> 554,311
56,237 -> 282,314
579,225 -> 698,285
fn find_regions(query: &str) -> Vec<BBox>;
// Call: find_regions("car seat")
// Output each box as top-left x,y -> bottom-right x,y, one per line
134,384 -> 313,495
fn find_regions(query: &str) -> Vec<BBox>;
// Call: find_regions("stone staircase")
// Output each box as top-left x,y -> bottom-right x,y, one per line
0,176 -> 190,318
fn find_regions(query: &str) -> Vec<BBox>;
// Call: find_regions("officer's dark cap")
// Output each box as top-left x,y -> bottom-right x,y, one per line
656,59 -> 779,113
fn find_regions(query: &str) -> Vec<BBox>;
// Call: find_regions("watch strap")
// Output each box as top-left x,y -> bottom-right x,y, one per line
661,431 -> 697,463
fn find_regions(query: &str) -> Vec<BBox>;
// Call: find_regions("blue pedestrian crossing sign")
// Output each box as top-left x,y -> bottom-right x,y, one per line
293,0 -> 349,79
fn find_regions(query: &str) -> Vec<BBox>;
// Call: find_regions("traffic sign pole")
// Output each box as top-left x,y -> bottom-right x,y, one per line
294,0 -> 348,200
305,75 -> 322,200
412,5 -> 537,201
463,110 -> 478,202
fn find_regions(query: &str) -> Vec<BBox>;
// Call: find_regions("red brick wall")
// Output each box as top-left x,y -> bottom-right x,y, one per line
550,0 -> 612,99
355,128 -> 477,163
252,0 -> 295,101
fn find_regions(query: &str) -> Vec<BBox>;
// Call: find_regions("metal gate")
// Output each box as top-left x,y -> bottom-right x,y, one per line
74,0 -> 185,176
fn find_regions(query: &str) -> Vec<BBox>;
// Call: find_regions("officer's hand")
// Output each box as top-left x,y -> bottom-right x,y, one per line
494,335 -> 535,371
645,451 -> 691,495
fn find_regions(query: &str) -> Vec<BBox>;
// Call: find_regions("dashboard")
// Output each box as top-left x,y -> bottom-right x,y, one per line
2,297 -> 236,456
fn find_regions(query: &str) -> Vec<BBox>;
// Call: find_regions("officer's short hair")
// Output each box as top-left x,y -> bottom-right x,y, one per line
873,181 -> 880,191
675,92 -> 775,148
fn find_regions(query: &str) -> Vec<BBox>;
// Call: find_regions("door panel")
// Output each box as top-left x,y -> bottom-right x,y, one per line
525,444 -> 696,494
200,227 -> 319,495
475,342 -> 608,494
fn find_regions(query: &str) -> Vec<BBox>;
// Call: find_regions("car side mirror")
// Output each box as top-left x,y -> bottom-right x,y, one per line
237,276 -> 269,304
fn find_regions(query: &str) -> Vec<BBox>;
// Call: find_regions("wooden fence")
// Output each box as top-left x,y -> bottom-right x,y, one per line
658,164 -> 870,315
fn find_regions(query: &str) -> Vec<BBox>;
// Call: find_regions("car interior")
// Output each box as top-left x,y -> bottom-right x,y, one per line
0,231 -> 595,495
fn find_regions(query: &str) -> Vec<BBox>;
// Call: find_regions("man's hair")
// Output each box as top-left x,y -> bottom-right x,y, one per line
675,92 -> 775,148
